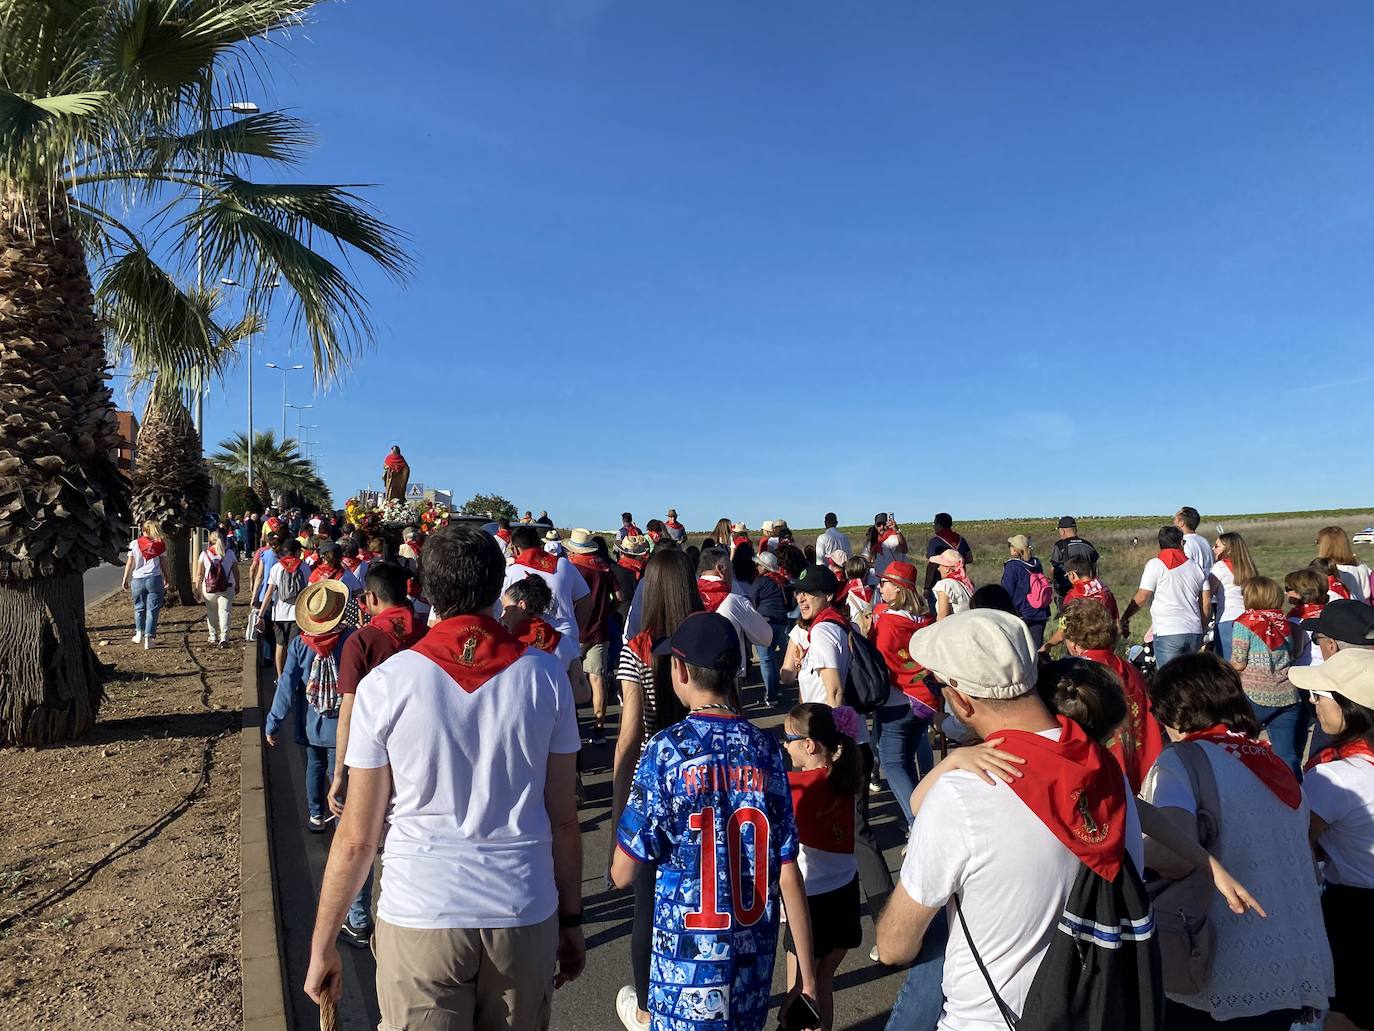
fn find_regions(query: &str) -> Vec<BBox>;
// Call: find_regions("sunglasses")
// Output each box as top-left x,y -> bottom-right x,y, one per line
1306,689 -> 1334,701
782,733 -> 808,743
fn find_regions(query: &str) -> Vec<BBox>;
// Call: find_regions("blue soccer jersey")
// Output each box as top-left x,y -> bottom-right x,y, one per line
616,712 -> 798,1031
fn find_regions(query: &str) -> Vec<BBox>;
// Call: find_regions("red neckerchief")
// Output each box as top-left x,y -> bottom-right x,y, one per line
1080,648 -> 1164,793
369,605 -> 424,648
514,548 -> 559,574
647,529 -> 662,544
697,576 -> 730,613
1065,578 -> 1119,622
934,528 -> 962,550
514,615 -> 562,654
1157,548 -> 1189,570
309,563 -> 343,584
807,606 -> 850,642
732,534 -> 751,551
405,536 -> 425,555
763,570 -> 789,590
1289,601 -> 1324,622
301,630 -> 341,659
1306,739 -> 1374,772
1220,556 -> 1233,574
871,609 -> 936,714
341,555 -> 364,574
569,552 -> 609,574
136,536 -> 166,560
666,519 -> 683,533
356,549 -> 374,562
618,553 -> 647,579
993,715 -> 1127,880
1237,608 -> 1291,651
627,630 -> 656,667
496,528 -> 511,543
788,767 -> 855,854
278,555 -> 303,574
623,523 -> 643,537
836,579 -> 873,607
1183,724 -> 1302,809
939,561 -> 975,594
383,453 -> 406,470
1328,576 -> 1352,600
411,614 -> 527,693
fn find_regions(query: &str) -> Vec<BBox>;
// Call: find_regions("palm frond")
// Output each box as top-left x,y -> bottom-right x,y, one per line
141,109 -> 313,170
0,88 -> 109,183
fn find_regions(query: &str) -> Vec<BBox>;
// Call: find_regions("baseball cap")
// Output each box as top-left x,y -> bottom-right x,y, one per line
908,610 -> 1037,700
1290,649 -> 1374,709
1058,516 -> 1077,529
1301,600 -> 1374,646
880,560 -> 919,590
653,611 -> 741,674
1007,534 -> 1030,551
792,565 -> 839,596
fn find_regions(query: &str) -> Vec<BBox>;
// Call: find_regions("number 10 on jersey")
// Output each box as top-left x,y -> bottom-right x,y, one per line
684,805 -> 771,930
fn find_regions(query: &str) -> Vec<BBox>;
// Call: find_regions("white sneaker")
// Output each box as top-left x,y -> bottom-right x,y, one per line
143,636 -> 154,650
615,985 -> 648,1031
131,632 -> 142,644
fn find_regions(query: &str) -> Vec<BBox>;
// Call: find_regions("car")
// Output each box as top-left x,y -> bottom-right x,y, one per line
1353,528 -> 1374,546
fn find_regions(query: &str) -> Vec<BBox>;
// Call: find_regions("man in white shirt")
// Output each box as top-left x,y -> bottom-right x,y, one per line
876,610 -> 1144,1031
1122,524 -> 1211,669
304,524 -> 585,1027
696,547 -> 772,680
815,512 -> 849,567
1175,506 -> 1213,575
502,525 -> 591,655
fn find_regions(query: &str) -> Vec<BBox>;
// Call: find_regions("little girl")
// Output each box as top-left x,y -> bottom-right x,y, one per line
499,576 -> 575,667
782,703 -> 862,1031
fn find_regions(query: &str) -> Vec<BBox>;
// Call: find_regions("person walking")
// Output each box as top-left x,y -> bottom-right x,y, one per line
1208,532 -> 1257,660
123,521 -> 170,650
1121,525 -> 1210,668
197,529 -> 238,647
663,508 -> 686,544
304,525 -> 585,1029
1000,534 -> 1052,648
565,528 -> 617,745
749,550 -> 792,708
1047,516 -> 1099,607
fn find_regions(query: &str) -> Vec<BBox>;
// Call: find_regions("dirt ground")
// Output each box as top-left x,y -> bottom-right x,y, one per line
0,593 -> 244,1030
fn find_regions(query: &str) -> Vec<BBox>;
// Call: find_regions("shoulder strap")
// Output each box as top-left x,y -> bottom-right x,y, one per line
953,894 -> 1020,1030
1173,741 -> 1222,849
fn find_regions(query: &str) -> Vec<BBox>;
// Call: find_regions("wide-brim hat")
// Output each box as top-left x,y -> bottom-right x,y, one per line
760,520 -> 775,534
754,551 -> 779,572
620,534 -> 650,556
295,579 -> 351,635
730,521 -> 747,533
566,528 -> 598,553
929,549 -> 964,568
880,560 -> 919,590
1290,649 -> 1374,709
544,529 -> 562,542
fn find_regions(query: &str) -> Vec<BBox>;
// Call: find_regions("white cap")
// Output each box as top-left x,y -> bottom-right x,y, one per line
908,609 -> 1037,700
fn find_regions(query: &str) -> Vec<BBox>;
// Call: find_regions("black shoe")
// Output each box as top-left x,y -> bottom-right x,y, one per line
339,919 -> 372,948
307,815 -> 328,834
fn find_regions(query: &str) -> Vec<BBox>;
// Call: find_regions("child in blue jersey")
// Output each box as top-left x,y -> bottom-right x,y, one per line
611,612 -> 818,1031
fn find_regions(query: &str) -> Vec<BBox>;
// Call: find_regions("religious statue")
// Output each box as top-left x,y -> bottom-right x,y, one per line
382,445 -> 410,502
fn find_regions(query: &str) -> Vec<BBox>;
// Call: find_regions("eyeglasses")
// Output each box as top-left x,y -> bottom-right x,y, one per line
782,733 -> 808,743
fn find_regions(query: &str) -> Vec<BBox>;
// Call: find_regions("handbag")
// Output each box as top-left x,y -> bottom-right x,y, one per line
1142,740 -> 1221,995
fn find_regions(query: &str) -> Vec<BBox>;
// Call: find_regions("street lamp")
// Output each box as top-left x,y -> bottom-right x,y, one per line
285,402 -> 313,443
219,277 -> 278,497
265,362 -> 305,439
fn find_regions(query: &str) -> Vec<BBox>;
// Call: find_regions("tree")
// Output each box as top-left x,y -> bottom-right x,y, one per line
0,1 -> 408,745
132,390 -> 211,606
460,493 -> 518,520
209,430 -> 322,510
221,484 -> 264,518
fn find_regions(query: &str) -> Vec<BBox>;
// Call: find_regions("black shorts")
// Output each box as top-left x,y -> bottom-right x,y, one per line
784,874 -> 861,958
275,619 -> 301,646
1324,882 -> 1374,1027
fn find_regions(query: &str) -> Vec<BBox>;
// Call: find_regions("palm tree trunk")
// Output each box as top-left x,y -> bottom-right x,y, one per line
166,530 -> 198,607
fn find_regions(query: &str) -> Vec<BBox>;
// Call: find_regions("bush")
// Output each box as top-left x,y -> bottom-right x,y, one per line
221,484 -> 263,516
460,492 -> 517,519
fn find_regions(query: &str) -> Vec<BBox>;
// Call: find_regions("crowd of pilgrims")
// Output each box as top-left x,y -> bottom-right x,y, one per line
126,501 -> 1374,1031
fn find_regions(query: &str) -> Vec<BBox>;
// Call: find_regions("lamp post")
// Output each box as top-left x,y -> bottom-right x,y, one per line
219,277 -> 278,497
300,425 -> 319,464
266,362 -> 305,439
285,402 -> 313,443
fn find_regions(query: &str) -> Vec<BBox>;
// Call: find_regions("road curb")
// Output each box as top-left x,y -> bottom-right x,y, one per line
240,646 -> 290,1031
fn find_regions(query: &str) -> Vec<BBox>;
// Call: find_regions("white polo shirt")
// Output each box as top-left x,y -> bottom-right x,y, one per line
501,557 -> 590,644
346,644 -> 581,928
815,527 -> 849,565
1139,557 -> 1207,636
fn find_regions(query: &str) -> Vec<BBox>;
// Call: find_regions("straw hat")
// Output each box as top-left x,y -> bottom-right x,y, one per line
295,579 -> 352,635
730,521 -> 747,533
760,520 -> 775,534
620,534 -> 650,556
544,528 -> 562,542
566,528 -> 598,553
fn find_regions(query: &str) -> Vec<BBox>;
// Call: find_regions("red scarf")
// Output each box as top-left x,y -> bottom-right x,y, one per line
835,579 -> 873,608
871,609 -> 937,715
309,563 -> 344,584
807,606 -> 850,642
301,630 -> 341,659
136,536 -> 166,560
939,561 -> 975,594
1183,725 -> 1302,809
1157,548 -> 1189,570
666,519 -> 684,533
278,555 -> 303,574
514,548 -> 558,574
569,552 -> 610,575
411,614 -> 526,693
496,528 -> 511,543
341,555 -> 364,574
732,534 -> 751,551
1306,738 -> 1374,772
1289,601 -> 1324,623
1080,648 -> 1165,793
1237,608 -> 1290,651
788,767 -> 855,854
514,615 -> 562,654
383,452 -> 407,470
627,630 -> 655,668
995,716 -> 1127,880
763,570 -> 790,591
618,553 -> 647,579
934,528 -> 962,551
369,605 -> 424,649
1328,576 -> 1352,601
647,529 -> 662,544
623,523 -> 643,537
1065,577 -> 1119,622
697,576 -> 730,613
405,536 -> 425,555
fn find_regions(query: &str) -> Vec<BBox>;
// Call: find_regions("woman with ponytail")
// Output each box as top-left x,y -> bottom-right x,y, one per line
122,521 -> 170,649
783,703 -> 862,1030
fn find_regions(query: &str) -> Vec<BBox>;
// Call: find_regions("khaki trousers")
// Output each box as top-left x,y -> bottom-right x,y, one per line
372,914 -> 557,1031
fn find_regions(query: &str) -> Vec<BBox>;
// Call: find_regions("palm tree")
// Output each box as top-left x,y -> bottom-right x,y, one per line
209,430 -> 322,511
0,2 -> 409,746
132,389 -> 211,607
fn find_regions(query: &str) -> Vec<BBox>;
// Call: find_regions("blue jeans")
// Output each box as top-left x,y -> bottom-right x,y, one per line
755,622 -> 789,703
1249,699 -> 1312,780
131,576 -> 164,637
873,703 -> 933,828
885,907 -> 949,1031
1154,633 -> 1203,670
1215,621 -> 1234,661
304,743 -> 373,926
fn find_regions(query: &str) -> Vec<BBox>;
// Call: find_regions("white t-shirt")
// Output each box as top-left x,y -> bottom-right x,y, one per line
1306,755 -> 1374,889
501,557 -> 590,644
267,560 -> 303,622
199,547 -> 237,593
346,645 -> 581,928
1139,558 -> 1206,636
1208,561 -> 1244,626
1182,533 -> 1212,575
902,727 -> 1143,1031
815,527 -> 849,565
713,590 -> 773,678
869,533 -> 905,577
129,540 -> 163,580
934,578 -> 973,616
799,621 -> 868,744
1337,562 -> 1373,604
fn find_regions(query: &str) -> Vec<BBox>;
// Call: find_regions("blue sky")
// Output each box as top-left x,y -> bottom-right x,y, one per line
196,1 -> 1374,529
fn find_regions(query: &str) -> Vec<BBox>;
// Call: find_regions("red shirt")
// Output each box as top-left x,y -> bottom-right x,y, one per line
338,609 -> 428,694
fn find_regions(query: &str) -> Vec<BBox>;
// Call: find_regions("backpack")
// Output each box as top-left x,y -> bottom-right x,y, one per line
1026,569 -> 1053,610
957,850 -> 1164,1031
842,627 -> 891,715
278,563 -> 306,605
203,556 -> 228,594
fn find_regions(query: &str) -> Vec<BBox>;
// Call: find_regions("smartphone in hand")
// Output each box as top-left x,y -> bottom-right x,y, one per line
781,994 -> 822,1030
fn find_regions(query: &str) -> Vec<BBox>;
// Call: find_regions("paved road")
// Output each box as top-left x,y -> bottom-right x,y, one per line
84,558 -> 126,606
265,659 -> 913,1031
